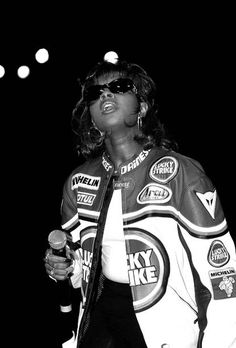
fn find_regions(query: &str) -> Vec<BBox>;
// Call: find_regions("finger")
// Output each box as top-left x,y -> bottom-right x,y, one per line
66,266 -> 74,276
47,254 -> 68,262
46,265 -> 56,279
54,261 -> 72,271
45,263 -> 52,271
53,269 -> 70,281
44,257 -> 70,270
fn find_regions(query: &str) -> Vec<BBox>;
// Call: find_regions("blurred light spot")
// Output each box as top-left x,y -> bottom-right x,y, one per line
17,65 -> 30,79
0,65 -> 5,78
104,51 -> 119,64
35,48 -> 49,64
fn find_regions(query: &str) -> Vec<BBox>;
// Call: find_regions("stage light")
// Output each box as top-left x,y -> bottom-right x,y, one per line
17,65 -> 30,79
104,51 -> 119,64
0,65 -> 5,78
35,48 -> 49,64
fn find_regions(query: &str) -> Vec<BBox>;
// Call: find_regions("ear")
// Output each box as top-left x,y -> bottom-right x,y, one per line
140,102 -> 148,116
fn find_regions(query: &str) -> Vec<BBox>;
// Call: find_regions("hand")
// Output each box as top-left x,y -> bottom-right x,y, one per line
44,248 -> 74,281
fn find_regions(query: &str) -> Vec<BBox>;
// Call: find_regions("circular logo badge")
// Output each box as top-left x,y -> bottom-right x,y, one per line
124,228 -> 169,312
79,227 -> 170,312
149,156 -> 179,184
208,240 -> 230,267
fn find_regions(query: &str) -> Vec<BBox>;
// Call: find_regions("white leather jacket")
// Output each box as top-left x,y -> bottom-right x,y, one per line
61,147 -> 236,348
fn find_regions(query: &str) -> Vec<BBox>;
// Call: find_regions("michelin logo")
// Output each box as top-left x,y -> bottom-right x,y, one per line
71,173 -> 101,190
209,267 -> 236,300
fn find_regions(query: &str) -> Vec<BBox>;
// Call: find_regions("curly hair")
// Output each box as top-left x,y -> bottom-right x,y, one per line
71,60 -> 178,159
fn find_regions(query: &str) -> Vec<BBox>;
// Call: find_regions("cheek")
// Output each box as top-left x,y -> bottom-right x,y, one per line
123,93 -> 140,112
89,103 -> 100,122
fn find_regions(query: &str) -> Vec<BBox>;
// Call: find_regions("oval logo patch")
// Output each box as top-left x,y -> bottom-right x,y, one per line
208,240 -> 230,267
149,156 -> 179,183
137,183 -> 172,204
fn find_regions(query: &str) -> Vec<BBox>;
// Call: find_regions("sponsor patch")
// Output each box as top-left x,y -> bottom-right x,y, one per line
80,227 -> 170,311
102,156 -> 113,172
137,183 -> 172,204
209,267 -> 236,300
113,177 -> 135,190
125,228 -> 169,312
77,192 -> 96,206
208,240 -> 230,267
120,150 -> 150,175
196,189 -> 216,219
71,173 -> 101,191
149,156 -> 179,184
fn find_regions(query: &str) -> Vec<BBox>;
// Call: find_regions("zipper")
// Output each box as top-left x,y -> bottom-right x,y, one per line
77,173 -> 115,344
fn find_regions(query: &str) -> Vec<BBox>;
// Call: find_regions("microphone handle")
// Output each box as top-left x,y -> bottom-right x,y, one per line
52,247 -> 67,258
53,248 -> 72,313
49,236 -> 72,313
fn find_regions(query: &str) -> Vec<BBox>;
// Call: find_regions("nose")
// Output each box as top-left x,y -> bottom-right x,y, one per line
100,90 -> 114,100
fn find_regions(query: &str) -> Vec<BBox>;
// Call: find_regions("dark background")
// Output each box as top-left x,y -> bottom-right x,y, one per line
1,9 -> 234,347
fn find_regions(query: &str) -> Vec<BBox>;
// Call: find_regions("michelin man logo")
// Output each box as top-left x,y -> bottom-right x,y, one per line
219,276 -> 235,297
209,267 -> 236,300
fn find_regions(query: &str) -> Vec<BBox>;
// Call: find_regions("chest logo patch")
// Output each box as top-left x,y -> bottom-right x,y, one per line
71,173 -> 101,191
113,177 -> 135,190
208,240 -> 230,267
149,156 -> 179,184
137,183 -> 172,204
125,228 -> 170,312
77,192 -> 96,206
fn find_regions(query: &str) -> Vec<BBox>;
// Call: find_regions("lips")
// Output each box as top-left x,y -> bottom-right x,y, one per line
101,100 -> 117,113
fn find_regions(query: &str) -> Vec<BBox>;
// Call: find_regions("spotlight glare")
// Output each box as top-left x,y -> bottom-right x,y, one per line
104,51 -> 119,64
17,65 -> 30,79
0,65 -> 5,78
35,48 -> 49,64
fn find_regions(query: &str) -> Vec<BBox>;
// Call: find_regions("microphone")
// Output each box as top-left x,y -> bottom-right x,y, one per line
48,229 -> 67,257
48,230 -> 72,313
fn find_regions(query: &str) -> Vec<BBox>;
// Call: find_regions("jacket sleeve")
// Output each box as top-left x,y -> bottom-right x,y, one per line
177,160 -> 236,348
60,174 -> 82,289
61,174 -> 79,232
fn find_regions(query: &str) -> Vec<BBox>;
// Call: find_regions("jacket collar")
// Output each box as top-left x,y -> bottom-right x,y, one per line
102,148 -> 151,175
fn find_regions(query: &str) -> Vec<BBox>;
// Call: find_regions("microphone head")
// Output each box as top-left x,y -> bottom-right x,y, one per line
48,230 -> 67,250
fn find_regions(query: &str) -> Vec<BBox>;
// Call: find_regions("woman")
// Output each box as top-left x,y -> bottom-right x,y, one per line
45,55 -> 236,348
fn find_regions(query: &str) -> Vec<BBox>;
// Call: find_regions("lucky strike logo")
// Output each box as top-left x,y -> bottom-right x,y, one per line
149,156 -> 179,184
125,228 -> 169,312
208,240 -> 230,267
80,227 -> 169,312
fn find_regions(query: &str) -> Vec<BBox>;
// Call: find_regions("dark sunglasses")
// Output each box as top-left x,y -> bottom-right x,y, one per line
84,78 -> 137,103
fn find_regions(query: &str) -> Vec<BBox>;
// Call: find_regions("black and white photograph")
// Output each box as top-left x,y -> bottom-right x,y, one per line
1,8 -> 235,348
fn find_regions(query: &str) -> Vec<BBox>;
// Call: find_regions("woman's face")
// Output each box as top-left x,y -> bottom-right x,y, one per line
88,73 -> 140,133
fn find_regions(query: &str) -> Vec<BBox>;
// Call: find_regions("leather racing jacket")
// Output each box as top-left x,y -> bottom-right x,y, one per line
61,146 -> 236,348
